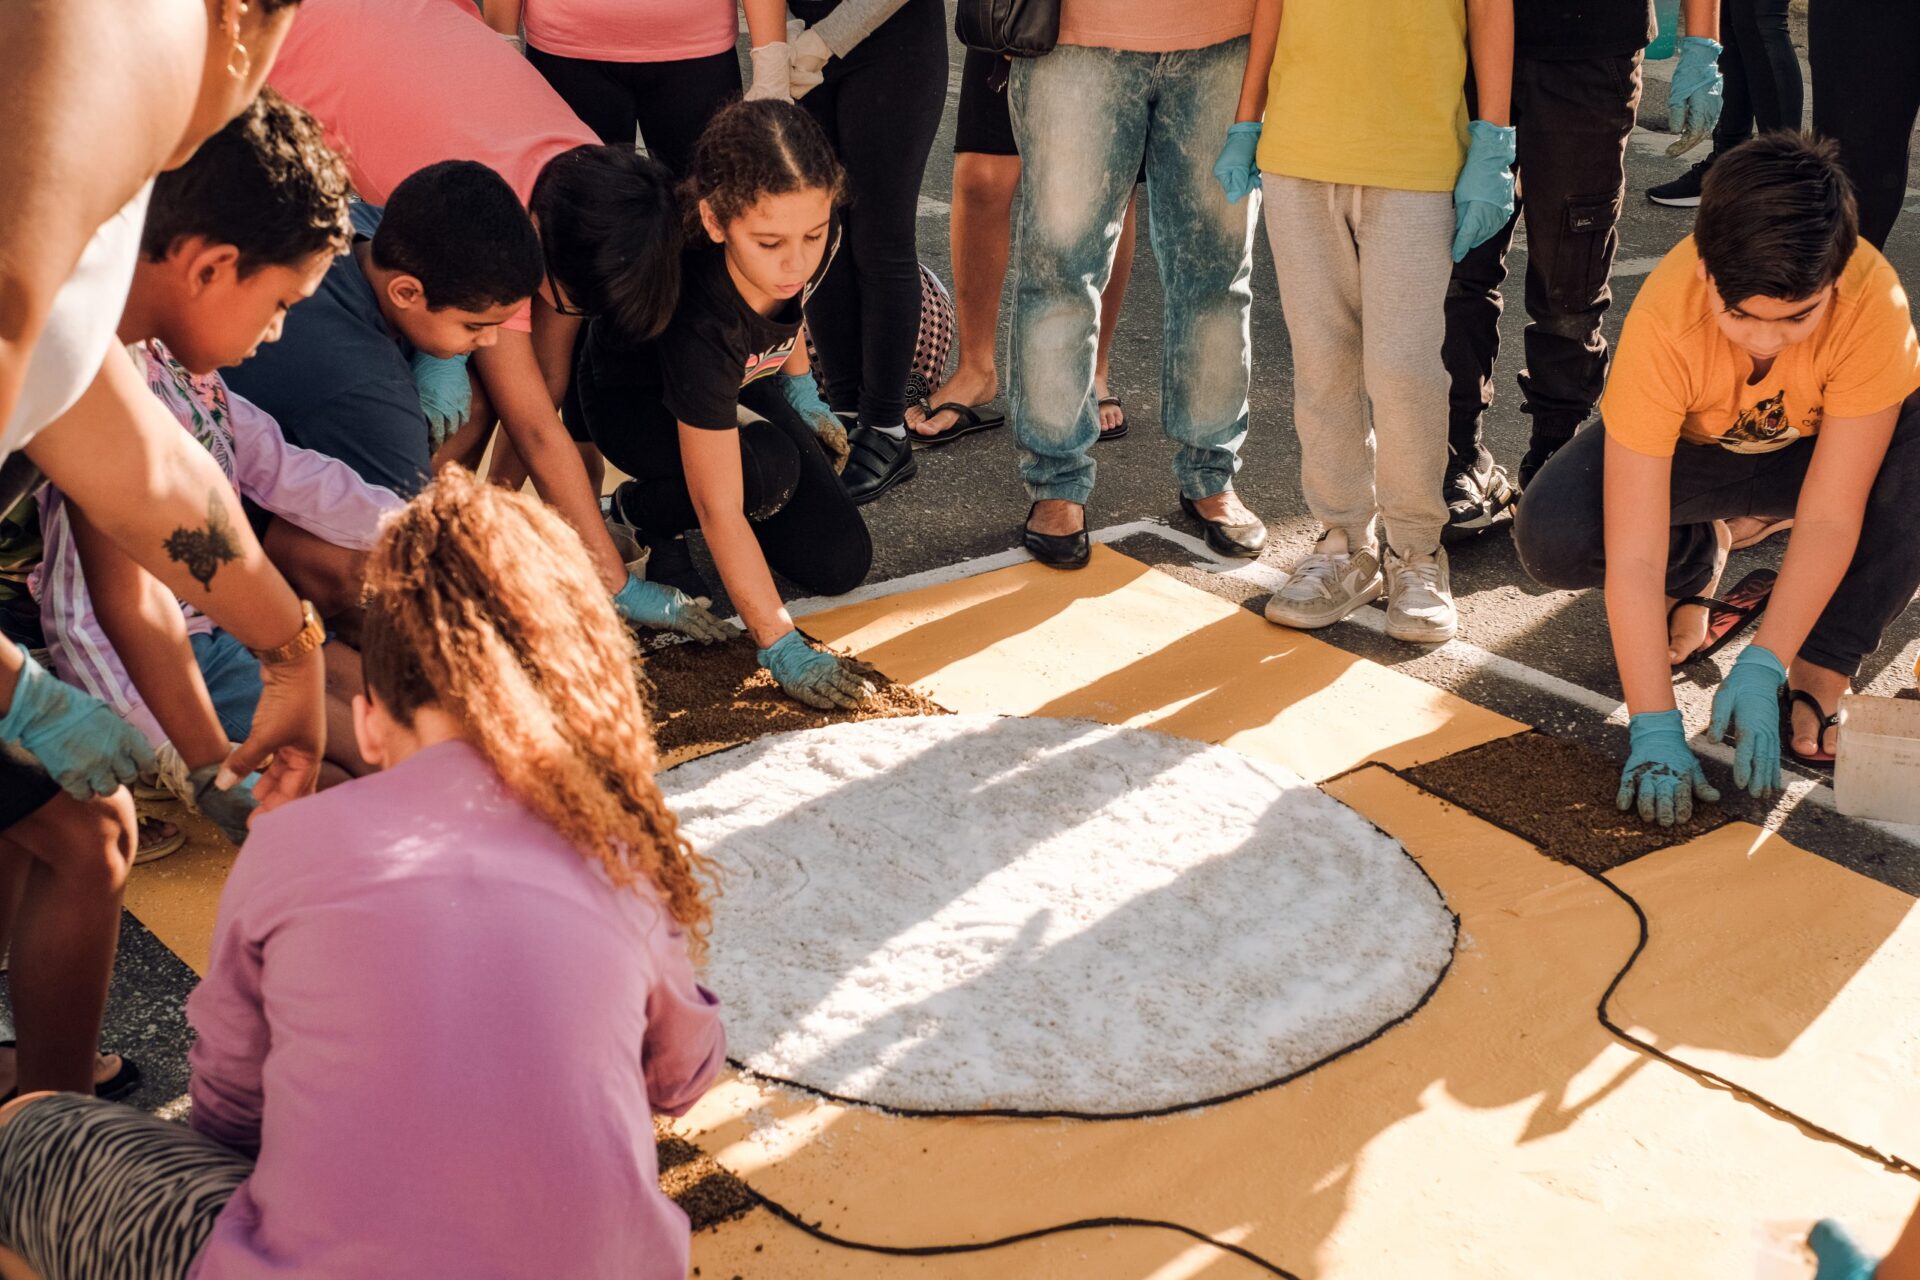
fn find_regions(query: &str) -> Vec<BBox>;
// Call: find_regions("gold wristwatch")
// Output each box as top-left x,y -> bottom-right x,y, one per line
249,600 -> 325,666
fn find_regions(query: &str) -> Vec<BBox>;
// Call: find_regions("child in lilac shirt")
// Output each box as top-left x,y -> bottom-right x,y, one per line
0,469 -> 724,1280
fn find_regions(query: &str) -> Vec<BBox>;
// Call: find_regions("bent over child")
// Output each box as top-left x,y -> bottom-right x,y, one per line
575,99 -> 879,711
0,470 -> 726,1280
1515,133 -> 1920,823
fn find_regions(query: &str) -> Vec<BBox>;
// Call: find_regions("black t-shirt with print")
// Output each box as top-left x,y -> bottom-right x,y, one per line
1517,0 -> 1654,60
584,218 -> 840,435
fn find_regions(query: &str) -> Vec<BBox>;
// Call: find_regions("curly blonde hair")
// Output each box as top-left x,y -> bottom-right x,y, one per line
358,469 -> 713,952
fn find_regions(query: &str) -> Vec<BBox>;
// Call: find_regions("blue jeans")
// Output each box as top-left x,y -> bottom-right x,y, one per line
189,630 -> 263,742
1009,38 -> 1256,506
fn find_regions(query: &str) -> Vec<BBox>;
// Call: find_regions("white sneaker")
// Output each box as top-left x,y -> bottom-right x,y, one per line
1264,530 -> 1384,629
1383,546 -> 1457,643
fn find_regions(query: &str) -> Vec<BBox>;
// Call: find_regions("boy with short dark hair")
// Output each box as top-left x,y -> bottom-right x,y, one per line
37,88 -> 384,811
1514,132 -> 1920,824
223,160 -> 543,499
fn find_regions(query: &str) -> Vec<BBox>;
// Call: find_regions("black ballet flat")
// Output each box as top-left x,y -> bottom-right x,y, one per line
1022,503 -> 1090,570
1180,493 -> 1268,558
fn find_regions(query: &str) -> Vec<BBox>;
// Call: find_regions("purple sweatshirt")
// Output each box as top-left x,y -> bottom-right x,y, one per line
186,739 -> 726,1279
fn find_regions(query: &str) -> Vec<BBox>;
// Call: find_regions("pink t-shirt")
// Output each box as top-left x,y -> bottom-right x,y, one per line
269,0 -> 597,332
525,0 -> 738,63
187,740 -> 726,1280
1057,0 -> 1254,51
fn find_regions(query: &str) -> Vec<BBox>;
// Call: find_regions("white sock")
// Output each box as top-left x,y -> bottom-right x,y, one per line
867,422 -> 907,440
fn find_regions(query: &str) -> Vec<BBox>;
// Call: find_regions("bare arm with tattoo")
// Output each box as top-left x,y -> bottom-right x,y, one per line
25,350 -> 323,808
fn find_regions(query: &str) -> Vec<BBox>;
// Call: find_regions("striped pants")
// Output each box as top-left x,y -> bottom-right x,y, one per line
0,1094 -> 251,1280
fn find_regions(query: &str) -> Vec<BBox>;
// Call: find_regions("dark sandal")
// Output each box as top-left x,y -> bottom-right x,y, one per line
909,401 -> 1005,447
1096,396 -> 1129,442
1781,688 -> 1840,767
0,1039 -> 143,1104
1668,568 -> 1776,666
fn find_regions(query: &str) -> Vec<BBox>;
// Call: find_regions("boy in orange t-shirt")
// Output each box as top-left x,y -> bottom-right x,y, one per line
1513,133 -> 1920,824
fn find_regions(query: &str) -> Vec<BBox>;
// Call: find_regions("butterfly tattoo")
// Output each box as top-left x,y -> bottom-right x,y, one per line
164,493 -> 241,591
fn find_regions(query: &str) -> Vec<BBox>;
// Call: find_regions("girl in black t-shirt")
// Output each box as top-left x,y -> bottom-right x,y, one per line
574,100 -> 877,711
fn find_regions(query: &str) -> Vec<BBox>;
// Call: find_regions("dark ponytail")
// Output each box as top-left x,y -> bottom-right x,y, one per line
530,145 -> 683,341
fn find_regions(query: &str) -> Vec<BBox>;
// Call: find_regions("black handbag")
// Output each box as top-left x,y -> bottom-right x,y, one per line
954,0 -> 1061,58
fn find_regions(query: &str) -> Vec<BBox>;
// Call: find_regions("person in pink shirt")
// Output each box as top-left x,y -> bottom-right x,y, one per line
267,0 -> 681,593
483,0 -> 748,173
0,468 -> 726,1280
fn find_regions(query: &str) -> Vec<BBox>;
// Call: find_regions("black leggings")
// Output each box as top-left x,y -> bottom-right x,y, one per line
790,0 -> 948,427
526,46 -> 740,174
1810,0 -> 1920,250
1712,0 -> 1802,153
576,360 -> 872,596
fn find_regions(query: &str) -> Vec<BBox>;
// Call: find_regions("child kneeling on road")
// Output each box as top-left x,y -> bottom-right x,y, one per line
1514,132 -> 1920,824
33,90 -> 385,815
0,470 -> 726,1280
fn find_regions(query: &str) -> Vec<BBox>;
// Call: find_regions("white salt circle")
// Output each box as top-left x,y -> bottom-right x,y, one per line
662,715 -> 1454,1115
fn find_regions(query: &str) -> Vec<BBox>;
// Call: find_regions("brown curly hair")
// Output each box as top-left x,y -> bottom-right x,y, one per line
682,98 -> 847,238
143,87 -> 351,277
358,469 -> 714,953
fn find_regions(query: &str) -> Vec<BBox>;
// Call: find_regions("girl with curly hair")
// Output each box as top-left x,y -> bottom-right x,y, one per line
574,97 -> 880,711
0,469 -> 724,1280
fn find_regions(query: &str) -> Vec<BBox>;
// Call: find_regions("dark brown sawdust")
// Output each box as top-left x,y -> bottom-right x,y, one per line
641,637 -> 947,761
656,1116 -> 757,1230
1404,732 -> 1727,872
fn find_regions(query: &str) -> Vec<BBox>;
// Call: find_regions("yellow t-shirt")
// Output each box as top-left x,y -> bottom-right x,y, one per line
1255,0 -> 1468,192
1602,237 -> 1920,458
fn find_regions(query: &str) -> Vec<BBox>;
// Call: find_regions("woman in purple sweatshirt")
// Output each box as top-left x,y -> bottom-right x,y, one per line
0,469 -> 726,1280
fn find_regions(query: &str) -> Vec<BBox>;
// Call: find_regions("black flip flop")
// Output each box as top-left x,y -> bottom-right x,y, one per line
1781,688 -> 1839,768
1097,396 -> 1129,442
909,402 -> 1005,447
1669,568 -> 1776,666
0,1039 -> 142,1104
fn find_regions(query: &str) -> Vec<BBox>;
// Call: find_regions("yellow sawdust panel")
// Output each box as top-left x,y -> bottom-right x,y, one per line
122,801 -> 236,976
800,547 -> 1524,780
674,770 -> 1916,1278
690,1207 -> 1279,1279
1607,822 -> 1920,1162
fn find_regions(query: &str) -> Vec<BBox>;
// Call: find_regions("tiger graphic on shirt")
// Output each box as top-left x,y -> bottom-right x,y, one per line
1717,391 -> 1817,454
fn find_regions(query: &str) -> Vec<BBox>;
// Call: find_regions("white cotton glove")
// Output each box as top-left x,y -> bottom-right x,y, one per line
790,27 -> 832,100
745,41 -> 793,103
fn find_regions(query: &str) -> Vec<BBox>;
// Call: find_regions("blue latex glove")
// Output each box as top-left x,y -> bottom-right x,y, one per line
780,373 -> 849,471
1213,122 -> 1262,205
1452,120 -> 1518,263
188,760 -> 259,846
614,573 -> 731,643
1708,644 -> 1786,798
409,351 -> 472,450
1667,36 -> 1724,138
1808,1220 -> 1879,1280
0,642 -> 155,800
757,629 -> 876,710
1617,709 -> 1719,826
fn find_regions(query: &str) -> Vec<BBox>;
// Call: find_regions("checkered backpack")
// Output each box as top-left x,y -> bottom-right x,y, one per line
805,263 -> 955,409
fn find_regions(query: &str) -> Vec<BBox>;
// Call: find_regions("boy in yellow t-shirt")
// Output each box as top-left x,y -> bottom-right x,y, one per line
1217,0 -> 1515,645
1513,133 -> 1920,825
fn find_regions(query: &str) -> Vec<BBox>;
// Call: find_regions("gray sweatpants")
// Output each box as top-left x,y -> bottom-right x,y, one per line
1264,175 -> 1455,556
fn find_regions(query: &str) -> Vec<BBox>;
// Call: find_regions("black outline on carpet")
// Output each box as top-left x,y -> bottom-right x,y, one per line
666,715 -> 1462,1122
1398,763 -> 1920,1182
745,1196 -> 1301,1277
670,720 -> 1461,1277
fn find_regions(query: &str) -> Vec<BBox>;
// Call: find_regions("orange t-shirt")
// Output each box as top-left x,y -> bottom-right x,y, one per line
269,0 -> 600,334
1602,236 -> 1920,458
